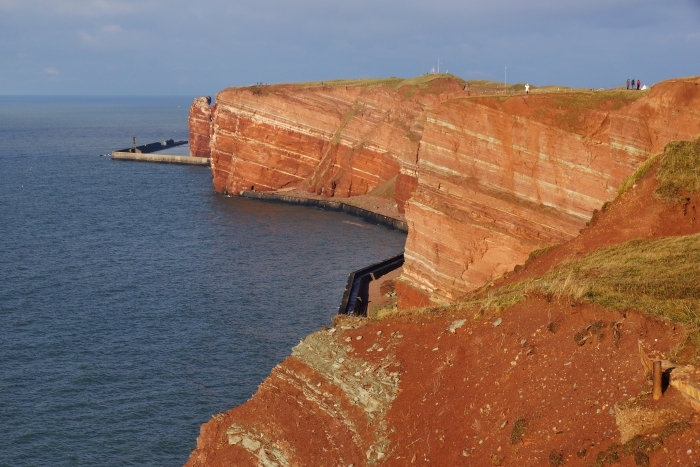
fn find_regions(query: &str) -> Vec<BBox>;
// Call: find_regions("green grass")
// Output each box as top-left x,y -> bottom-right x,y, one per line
293,74 -> 464,91
617,137 -> 700,199
654,138 -> 700,203
617,153 -> 662,196
464,233 -> 700,358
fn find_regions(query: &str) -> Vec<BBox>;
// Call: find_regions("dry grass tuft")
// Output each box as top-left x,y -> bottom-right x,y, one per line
617,153 -> 661,196
618,137 -> 700,200
459,233 -> 700,359
654,138 -> 700,203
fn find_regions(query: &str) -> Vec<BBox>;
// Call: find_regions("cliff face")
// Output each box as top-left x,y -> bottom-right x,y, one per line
194,77 -> 465,212
189,77 -> 700,308
398,79 -> 700,306
189,96 -> 213,158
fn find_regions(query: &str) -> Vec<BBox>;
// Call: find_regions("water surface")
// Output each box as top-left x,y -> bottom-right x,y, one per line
0,96 -> 406,466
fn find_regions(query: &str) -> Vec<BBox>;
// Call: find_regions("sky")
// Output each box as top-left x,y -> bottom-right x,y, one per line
0,0 -> 699,95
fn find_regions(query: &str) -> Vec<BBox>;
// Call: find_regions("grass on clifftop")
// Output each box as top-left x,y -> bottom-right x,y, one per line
297,74 -> 464,91
469,233 -> 700,360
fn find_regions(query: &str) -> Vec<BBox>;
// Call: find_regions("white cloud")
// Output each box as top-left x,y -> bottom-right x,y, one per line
101,24 -> 122,33
43,67 -> 59,75
1,0 -> 145,16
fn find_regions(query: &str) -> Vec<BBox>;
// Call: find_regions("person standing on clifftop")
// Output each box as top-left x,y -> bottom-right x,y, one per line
626,79 -> 630,89
637,79 -> 641,90
525,84 -> 530,95
631,78 -> 635,91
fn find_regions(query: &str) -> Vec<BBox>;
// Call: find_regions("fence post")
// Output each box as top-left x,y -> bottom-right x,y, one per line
653,360 -> 663,400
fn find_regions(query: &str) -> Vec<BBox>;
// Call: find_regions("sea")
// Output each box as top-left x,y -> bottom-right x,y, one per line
0,96 -> 407,466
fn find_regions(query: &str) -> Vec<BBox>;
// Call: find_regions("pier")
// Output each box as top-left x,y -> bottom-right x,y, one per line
111,139 -> 210,166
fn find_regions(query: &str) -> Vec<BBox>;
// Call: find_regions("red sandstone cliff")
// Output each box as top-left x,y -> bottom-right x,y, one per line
189,96 -> 213,158
189,77 -> 700,309
192,77 -> 465,212
397,79 -> 700,307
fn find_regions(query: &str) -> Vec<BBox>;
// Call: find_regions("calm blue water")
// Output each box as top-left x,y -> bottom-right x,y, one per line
0,97 -> 406,466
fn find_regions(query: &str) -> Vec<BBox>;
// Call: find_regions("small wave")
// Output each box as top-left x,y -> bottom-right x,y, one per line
343,220 -> 370,228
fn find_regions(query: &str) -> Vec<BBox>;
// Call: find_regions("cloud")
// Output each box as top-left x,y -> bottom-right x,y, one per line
43,67 -> 59,75
1,0 -> 699,94
1,0 -> 142,16
101,24 -> 122,33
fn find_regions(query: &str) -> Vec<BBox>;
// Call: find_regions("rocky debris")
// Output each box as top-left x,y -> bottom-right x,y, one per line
614,404 -> 684,444
225,425 -> 290,467
447,319 -> 466,333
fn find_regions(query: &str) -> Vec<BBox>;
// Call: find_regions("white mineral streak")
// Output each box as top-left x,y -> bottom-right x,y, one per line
226,424 -> 291,467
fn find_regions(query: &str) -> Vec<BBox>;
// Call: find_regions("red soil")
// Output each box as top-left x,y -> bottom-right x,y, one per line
185,156 -> 700,467
501,163 -> 700,286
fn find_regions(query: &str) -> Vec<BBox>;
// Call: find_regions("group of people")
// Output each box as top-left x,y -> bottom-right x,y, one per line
627,79 -> 641,90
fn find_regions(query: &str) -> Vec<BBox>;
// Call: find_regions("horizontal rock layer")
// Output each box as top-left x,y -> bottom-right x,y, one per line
193,77 -> 465,212
399,78 -> 700,306
189,96 -> 213,158
189,77 -> 700,307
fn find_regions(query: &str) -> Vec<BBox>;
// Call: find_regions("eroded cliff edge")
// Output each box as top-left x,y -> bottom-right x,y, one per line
190,76 -> 700,308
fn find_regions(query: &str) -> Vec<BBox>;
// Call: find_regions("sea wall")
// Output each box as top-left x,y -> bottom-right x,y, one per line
398,79 -> 700,306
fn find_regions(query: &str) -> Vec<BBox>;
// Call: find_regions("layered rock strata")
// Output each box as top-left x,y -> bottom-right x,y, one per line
189,96 -> 213,158
191,77 -> 465,212
189,77 -> 700,308
398,79 -> 700,306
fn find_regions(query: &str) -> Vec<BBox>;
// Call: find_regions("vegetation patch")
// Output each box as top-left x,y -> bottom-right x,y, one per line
619,137 -> 700,199
654,138 -> 700,203
510,418 -> 527,444
463,233 -> 700,360
617,153 -> 661,196
297,74 -> 464,94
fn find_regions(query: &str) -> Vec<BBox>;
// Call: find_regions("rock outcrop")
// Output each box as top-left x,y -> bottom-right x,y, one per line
397,79 -> 700,306
190,77 -> 466,212
189,96 -> 213,158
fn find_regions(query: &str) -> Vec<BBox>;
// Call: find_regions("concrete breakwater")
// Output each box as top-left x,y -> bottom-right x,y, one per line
112,152 -> 210,166
239,191 -> 408,232
115,139 -> 188,154
111,139 -> 211,166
